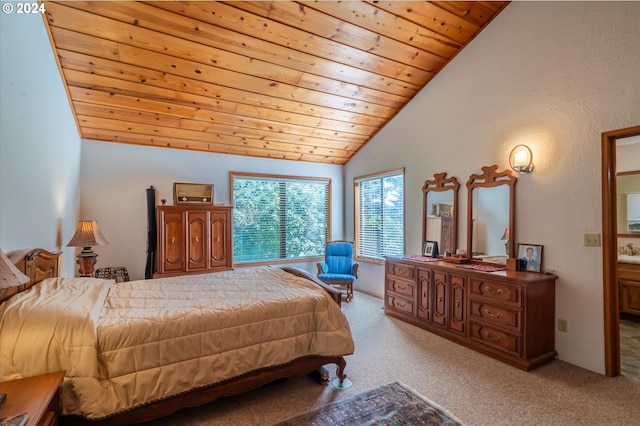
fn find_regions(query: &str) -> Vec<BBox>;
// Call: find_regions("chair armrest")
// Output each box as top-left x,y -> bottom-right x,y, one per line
352,262 -> 359,278
317,262 -> 328,275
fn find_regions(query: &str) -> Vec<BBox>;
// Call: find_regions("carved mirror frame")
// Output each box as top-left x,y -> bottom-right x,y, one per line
466,165 -> 517,260
422,173 -> 459,255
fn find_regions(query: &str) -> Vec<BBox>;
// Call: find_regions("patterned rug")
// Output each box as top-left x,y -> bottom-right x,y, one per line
273,382 -> 462,426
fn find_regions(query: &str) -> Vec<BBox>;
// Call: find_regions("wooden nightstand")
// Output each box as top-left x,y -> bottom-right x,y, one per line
0,371 -> 65,426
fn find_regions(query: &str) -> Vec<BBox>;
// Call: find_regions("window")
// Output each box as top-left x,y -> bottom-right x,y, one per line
232,173 -> 330,263
355,169 -> 404,262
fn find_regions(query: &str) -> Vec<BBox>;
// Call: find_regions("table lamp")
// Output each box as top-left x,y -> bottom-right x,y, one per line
67,220 -> 108,277
500,228 -> 510,255
0,248 -> 30,289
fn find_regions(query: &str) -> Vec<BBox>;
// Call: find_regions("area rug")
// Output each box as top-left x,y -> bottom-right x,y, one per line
273,382 -> 462,426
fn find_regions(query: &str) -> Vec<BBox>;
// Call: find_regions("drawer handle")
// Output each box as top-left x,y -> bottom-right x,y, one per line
195,236 -> 199,243
395,300 -> 406,308
171,237 -> 176,244
483,308 -> 502,318
397,283 -> 407,290
397,267 -> 407,274
484,286 -> 504,295
483,331 -> 502,342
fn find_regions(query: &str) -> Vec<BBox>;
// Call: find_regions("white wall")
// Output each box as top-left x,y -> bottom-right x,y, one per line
79,140 -> 344,280
344,2 -> 640,374
0,10 -> 80,276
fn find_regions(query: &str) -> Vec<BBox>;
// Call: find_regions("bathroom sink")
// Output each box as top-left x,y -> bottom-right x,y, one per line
618,254 -> 640,264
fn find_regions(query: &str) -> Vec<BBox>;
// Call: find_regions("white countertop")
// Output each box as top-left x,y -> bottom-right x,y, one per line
618,254 -> 640,264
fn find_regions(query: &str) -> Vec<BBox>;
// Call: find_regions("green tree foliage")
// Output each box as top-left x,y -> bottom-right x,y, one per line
233,178 -> 328,262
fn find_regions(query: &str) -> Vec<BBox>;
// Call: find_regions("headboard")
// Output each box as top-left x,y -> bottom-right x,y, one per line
0,248 -> 61,303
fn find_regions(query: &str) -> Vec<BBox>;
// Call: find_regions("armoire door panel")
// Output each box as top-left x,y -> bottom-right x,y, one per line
162,211 -> 183,273
187,211 -> 207,270
209,212 -> 228,267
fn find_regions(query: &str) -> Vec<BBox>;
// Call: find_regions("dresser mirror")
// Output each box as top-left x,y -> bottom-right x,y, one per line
466,165 -> 517,262
423,173 -> 459,255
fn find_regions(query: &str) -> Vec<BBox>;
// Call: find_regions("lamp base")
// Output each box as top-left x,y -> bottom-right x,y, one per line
77,254 -> 97,277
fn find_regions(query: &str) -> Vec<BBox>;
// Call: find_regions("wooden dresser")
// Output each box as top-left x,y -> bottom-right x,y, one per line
619,261 -> 640,316
385,256 -> 557,371
155,205 -> 232,278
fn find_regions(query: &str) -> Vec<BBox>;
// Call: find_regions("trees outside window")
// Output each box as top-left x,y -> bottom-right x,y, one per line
355,169 -> 404,262
232,173 -> 330,263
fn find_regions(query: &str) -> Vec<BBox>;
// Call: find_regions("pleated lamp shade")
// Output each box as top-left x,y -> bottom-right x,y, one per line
0,248 -> 30,289
67,220 -> 109,257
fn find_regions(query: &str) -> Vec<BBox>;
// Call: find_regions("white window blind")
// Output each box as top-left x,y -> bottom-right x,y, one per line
232,173 -> 330,263
355,169 -> 404,261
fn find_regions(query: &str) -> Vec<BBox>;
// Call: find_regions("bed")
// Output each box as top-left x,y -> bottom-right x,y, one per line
0,248 -> 354,425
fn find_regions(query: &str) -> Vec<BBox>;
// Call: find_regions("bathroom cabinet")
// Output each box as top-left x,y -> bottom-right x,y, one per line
619,261 -> 640,316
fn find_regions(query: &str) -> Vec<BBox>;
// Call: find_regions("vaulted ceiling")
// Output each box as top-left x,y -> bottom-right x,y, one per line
43,1 -> 509,165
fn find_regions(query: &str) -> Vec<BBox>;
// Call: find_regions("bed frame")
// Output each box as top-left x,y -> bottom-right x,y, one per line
0,248 -> 61,304
2,249 -> 349,425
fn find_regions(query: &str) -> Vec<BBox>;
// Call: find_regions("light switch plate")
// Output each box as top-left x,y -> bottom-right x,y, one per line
583,233 -> 601,247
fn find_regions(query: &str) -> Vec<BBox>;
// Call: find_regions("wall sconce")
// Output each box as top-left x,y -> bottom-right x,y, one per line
67,220 -> 109,277
509,144 -> 534,174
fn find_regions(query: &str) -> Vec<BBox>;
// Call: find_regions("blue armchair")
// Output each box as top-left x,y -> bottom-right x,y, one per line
316,241 -> 359,302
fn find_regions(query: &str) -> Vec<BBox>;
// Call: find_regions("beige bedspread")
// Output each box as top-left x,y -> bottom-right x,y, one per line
0,266 -> 354,419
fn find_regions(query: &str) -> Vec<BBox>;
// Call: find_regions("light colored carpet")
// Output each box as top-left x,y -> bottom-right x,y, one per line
147,292 -> 640,425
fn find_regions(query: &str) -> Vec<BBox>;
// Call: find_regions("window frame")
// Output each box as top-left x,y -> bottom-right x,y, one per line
230,172 -> 332,266
354,168 -> 405,264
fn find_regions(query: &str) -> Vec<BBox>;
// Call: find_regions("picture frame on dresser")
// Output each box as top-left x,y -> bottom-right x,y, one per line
423,241 -> 439,257
517,243 -> 543,272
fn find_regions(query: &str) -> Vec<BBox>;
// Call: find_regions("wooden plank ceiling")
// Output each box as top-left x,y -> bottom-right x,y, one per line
43,1 -> 508,165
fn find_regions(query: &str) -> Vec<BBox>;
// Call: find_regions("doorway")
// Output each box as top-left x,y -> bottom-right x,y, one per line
602,125 -> 640,377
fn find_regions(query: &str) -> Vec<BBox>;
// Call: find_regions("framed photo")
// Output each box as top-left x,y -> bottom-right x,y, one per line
423,240 -> 439,258
517,243 -> 543,272
173,183 -> 214,205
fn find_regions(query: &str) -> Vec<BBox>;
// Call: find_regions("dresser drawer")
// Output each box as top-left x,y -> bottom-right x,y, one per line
388,263 -> 416,281
386,277 -> 416,298
469,278 -> 521,307
386,294 -> 415,316
469,300 -> 521,331
470,321 -> 521,356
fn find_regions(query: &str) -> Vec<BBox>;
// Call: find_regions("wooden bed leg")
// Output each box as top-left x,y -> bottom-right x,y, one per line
336,357 -> 347,381
331,357 -> 352,389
